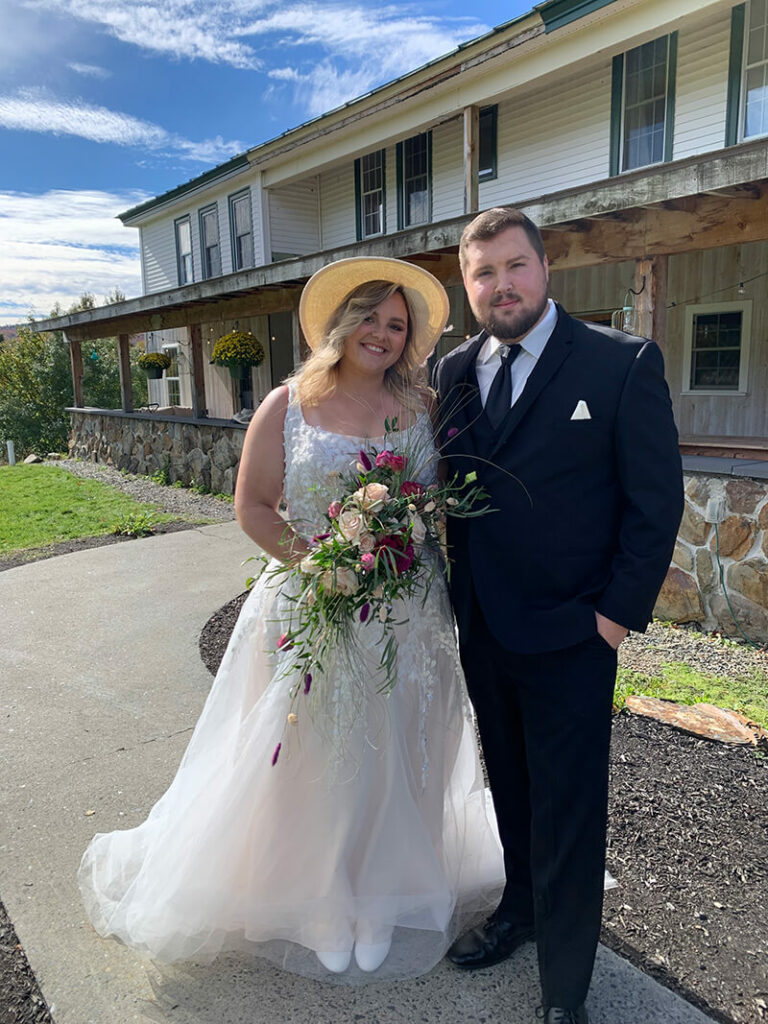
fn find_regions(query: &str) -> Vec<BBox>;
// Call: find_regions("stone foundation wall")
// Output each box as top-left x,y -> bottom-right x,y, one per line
655,472 -> 768,639
69,409 -> 246,495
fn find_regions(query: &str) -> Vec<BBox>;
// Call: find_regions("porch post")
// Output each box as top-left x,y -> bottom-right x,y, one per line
463,105 -> 480,215
64,331 -> 84,407
117,333 -> 134,412
188,323 -> 208,418
291,305 -> 309,369
634,255 -> 668,349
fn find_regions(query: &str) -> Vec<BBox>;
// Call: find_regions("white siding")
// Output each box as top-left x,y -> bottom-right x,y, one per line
482,61 -> 612,207
431,118 -> 464,223
269,178 -> 320,258
385,146 -> 398,232
140,218 -> 177,294
319,164 -> 355,249
673,9 -> 730,162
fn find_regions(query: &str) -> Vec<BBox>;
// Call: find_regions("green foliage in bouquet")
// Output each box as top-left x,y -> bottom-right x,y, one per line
137,351 -> 172,371
266,422 -> 493,763
210,330 -> 265,369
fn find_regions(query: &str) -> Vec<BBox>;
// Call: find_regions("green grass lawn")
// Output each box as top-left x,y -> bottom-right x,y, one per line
615,661 -> 768,730
0,464 -> 176,553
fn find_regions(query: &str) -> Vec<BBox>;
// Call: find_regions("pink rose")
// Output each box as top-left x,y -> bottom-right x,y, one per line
375,450 -> 407,471
328,500 -> 342,518
360,552 -> 375,572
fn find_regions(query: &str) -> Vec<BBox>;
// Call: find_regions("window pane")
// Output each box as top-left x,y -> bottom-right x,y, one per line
622,36 -> 668,171
231,194 -> 253,270
402,134 -> 429,226
359,151 -> 384,237
690,311 -> 742,390
745,65 -> 768,137
479,106 -> 497,178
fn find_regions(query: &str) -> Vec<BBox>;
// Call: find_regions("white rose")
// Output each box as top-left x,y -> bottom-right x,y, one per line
334,567 -> 360,596
353,482 -> 390,512
338,509 -> 366,545
358,531 -> 375,553
300,554 -> 323,575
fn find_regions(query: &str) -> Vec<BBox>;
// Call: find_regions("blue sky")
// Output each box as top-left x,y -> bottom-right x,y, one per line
0,0 -> 531,326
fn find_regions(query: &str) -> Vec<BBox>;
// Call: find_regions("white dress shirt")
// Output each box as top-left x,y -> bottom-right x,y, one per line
475,299 -> 558,410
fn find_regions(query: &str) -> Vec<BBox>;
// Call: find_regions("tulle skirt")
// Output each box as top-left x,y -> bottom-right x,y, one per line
78,564 -> 505,982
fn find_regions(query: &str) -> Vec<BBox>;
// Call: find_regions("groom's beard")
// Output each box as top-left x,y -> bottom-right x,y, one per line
478,291 -> 549,341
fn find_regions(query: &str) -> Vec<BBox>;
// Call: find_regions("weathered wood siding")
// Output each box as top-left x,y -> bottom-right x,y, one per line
550,242 -> 768,439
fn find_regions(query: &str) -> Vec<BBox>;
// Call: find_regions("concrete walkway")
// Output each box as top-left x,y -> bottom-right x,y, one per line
0,523 -> 716,1024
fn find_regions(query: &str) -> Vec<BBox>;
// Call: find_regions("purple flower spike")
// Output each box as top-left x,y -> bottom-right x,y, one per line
447,427 -> 459,439
358,449 -> 372,471
312,531 -> 331,543
360,602 -> 370,623
303,673 -> 312,694
271,742 -> 282,766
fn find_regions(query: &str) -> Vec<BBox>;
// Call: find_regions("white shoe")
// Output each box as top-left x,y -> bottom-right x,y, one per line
354,938 -> 391,972
316,949 -> 352,973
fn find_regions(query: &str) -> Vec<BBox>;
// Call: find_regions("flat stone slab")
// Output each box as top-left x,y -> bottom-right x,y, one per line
626,696 -> 766,744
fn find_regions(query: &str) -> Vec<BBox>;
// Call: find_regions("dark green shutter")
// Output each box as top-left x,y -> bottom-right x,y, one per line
725,4 -> 746,146
354,158 -> 362,242
609,53 -> 624,176
664,32 -> 678,162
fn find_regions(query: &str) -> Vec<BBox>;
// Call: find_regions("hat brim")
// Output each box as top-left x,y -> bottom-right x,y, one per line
299,257 -> 450,364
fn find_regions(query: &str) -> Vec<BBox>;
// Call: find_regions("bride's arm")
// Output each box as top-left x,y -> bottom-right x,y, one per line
234,386 -> 309,563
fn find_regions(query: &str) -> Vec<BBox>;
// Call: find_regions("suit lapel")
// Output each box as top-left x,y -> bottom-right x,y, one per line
490,307 -> 574,457
439,334 -> 486,453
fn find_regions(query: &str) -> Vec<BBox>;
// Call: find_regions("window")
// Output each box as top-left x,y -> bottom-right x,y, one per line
354,150 -> 385,240
199,204 -> 221,279
478,105 -> 498,181
397,132 -> 432,229
163,345 -> 181,405
174,217 -> 193,285
229,190 -> 253,271
744,0 -> 768,137
683,302 -> 751,394
610,34 -> 677,174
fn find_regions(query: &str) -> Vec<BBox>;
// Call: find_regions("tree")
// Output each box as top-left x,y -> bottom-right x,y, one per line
0,292 -> 147,459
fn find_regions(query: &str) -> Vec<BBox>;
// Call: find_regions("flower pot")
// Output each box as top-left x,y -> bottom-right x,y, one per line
228,363 -> 249,380
144,366 -> 164,380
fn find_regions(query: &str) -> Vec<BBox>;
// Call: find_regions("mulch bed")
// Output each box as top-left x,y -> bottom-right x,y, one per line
3,592 -> 766,1023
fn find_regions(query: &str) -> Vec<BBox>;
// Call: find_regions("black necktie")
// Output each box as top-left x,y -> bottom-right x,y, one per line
484,343 -> 521,429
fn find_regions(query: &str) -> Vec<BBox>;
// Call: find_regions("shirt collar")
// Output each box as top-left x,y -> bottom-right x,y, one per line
478,299 -> 558,364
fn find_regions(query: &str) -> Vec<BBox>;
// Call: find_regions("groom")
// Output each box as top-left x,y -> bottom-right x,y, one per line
434,208 -> 683,1024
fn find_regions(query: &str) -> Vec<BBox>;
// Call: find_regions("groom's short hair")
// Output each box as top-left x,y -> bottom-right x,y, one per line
459,207 -> 546,271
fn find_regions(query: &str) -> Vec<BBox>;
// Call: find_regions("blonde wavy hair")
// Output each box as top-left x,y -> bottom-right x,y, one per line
288,280 -> 429,411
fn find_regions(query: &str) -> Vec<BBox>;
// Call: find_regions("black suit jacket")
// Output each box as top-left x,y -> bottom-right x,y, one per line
434,304 -> 684,653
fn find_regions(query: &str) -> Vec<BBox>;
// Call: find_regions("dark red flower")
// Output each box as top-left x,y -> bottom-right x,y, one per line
360,602 -> 370,623
303,673 -> 312,694
376,534 -> 416,575
358,449 -> 373,471
400,480 -> 425,499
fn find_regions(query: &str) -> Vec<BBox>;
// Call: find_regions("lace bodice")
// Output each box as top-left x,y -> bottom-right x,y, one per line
283,393 -> 438,541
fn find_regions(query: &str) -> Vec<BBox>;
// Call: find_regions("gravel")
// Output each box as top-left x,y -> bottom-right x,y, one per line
45,459 -> 236,523
619,621 -> 768,683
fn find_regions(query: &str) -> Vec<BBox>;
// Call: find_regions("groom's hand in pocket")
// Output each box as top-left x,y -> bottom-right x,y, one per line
595,611 -> 628,650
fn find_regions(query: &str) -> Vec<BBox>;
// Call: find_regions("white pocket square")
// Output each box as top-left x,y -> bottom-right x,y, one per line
570,400 -> 591,421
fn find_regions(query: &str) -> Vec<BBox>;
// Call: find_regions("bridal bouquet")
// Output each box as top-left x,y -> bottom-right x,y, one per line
267,422 -> 490,761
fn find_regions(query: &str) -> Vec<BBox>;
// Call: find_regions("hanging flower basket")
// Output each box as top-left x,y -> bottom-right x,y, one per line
210,331 -> 265,380
137,351 -> 172,379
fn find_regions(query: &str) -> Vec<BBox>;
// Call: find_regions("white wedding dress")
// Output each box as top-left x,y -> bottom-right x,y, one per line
78,396 -> 504,982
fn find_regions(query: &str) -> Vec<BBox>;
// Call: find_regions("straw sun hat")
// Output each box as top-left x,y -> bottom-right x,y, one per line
298,257 -> 450,364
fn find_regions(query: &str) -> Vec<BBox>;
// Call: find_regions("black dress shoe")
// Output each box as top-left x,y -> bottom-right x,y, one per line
542,1006 -> 589,1024
446,916 -> 534,969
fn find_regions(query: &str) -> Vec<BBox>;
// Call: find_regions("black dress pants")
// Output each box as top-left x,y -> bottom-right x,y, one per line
459,596 -> 617,1008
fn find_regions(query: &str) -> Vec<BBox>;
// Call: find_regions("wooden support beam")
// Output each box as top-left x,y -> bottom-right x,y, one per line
65,332 -> 84,408
117,334 -> 133,412
188,323 -> 207,418
463,105 -> 480,215
633,255 -> 668,348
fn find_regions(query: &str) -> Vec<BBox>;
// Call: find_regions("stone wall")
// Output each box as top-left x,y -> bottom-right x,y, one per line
68,409 -> 246,495
655,472 -> 768,639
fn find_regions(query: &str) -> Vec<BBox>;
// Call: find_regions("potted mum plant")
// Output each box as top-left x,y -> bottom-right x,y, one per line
137,351 -> 172,380
210,330 -> 265,379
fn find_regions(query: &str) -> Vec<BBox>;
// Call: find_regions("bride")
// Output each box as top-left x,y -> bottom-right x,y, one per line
78,257 -> 504,982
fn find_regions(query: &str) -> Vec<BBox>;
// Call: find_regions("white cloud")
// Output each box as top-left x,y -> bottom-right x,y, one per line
0,89 -> 245,162
22,1 -> 488,109
0,190 -> 145,323
67,61 -> 111,78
